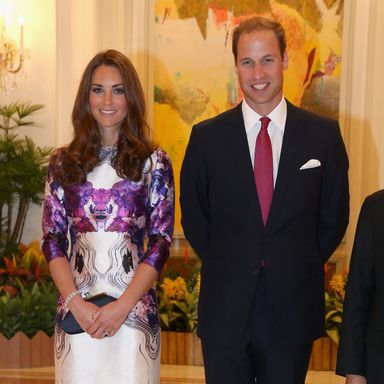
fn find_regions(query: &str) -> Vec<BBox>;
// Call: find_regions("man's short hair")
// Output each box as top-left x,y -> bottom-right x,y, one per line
232,16 -> 286,61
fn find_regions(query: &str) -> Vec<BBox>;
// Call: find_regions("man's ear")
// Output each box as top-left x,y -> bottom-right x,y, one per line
283,52 -> 288,70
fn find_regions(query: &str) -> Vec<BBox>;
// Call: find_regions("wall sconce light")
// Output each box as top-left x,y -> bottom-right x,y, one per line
0,15 -> 24,94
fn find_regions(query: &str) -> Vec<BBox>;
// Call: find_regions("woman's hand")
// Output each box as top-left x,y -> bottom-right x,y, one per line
67,295 -> 100,332
86,300 -> 131,339
86,263 -> 158,339
47,257 -> 101,332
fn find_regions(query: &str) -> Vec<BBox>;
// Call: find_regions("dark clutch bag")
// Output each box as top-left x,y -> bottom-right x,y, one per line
59,293 -> 116,335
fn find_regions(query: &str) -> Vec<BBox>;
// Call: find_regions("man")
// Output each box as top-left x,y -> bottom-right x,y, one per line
180,16 -> 349,384
336,190 -> 384,384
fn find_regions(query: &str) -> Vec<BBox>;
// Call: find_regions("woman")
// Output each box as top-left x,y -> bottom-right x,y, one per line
42,49 -> 174,383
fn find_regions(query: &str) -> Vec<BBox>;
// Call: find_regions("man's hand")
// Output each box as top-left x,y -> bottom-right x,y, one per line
346,374 -> 367,384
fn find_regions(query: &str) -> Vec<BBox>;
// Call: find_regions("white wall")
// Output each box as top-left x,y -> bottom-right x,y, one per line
339,0 -> 384,267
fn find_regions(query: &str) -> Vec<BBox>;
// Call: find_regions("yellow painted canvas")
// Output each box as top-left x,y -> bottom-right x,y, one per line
154,0 -> 344,235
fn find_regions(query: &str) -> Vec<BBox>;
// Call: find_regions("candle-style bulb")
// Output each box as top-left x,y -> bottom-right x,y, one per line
18,15 -> 24,53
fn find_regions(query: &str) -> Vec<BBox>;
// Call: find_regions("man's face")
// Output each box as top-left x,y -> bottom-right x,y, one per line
235,29 -> 288,116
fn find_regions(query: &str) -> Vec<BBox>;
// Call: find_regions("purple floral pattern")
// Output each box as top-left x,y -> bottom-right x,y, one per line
42,147 -> 174,348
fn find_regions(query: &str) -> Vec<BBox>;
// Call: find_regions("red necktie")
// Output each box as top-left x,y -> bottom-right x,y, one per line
254,117 -> 273,225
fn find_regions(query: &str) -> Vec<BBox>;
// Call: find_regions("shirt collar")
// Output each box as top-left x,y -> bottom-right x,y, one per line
242,97 -> 287,134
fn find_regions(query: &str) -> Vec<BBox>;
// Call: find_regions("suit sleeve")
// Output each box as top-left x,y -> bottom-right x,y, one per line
180,125 -> 209,259
317,122 -> 349,262
336,198 -> 374,377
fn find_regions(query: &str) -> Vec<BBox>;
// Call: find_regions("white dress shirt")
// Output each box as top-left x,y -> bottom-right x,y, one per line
242,97 -> 287,186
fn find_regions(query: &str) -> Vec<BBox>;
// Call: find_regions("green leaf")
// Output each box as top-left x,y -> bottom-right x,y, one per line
0,280 -> 58,339
325,328 -> 340,344
0,102 -> 53,253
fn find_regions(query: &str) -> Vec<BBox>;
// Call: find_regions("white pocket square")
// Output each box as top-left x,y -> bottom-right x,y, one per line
300,159 -> 321,170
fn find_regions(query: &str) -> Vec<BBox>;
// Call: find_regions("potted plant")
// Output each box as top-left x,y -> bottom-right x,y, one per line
0,102 -> 52,256
0,241 -> 57,368
0,102 -> 56,368
157,269 -> 202,365
325,273 -> 346,344
309,272 -> 347,371
0,278 -> 57,340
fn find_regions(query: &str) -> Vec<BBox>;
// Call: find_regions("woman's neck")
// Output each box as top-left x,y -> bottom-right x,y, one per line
100,126 -> 119,146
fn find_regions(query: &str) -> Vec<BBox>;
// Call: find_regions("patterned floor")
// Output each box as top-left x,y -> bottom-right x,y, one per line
0,366 -> 345,384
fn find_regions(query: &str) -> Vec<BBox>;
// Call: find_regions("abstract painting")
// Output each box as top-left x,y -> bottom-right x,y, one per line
153,0 -> 344,235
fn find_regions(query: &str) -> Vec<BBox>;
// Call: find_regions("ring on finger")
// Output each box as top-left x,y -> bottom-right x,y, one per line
103,331 -> 110,337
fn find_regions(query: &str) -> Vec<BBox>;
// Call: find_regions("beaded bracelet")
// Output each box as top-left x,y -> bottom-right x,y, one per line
64,290 -> 81,308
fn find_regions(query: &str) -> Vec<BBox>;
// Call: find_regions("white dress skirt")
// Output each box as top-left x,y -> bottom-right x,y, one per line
55,325 -> 160,384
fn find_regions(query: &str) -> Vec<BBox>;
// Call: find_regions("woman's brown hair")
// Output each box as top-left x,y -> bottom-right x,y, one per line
53,49 -> 154,185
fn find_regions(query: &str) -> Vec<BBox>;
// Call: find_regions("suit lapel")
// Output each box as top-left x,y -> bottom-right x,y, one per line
265,101 -> 301,230
226,104 -> 265,226
225,101 -> 302,230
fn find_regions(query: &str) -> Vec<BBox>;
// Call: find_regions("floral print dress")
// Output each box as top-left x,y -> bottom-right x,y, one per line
42,147 -> 174,384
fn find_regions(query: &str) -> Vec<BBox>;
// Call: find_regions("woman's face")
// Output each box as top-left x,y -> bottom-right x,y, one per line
89,64 -> 128,144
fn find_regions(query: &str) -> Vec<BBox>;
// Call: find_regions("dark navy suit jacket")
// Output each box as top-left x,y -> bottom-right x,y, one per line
180,100 -> 349,347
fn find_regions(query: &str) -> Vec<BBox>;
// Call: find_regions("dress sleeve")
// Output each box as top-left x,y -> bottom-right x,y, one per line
41,157 -> 69,263
141,149 -> 174,273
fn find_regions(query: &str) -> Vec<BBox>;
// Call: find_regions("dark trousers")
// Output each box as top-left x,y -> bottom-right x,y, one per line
366,340 -> 384,384
201,269 -> 313,384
